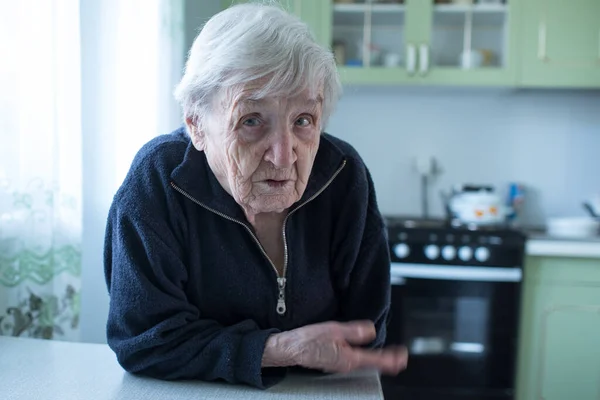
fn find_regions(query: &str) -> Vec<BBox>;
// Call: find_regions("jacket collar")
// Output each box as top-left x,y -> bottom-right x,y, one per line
170,132 -> 346,222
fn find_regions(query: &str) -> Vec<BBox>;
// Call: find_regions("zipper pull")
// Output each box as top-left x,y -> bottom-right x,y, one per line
276,277 -> 286,315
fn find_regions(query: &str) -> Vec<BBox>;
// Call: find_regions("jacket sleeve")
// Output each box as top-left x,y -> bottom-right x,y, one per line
104,200 -> 284,388
332,162 -> 391,348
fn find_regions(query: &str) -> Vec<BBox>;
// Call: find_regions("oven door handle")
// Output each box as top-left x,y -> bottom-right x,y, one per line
390,263 -> 522,283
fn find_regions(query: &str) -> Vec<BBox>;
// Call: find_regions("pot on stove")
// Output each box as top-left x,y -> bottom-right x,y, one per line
442,184 -> 511,226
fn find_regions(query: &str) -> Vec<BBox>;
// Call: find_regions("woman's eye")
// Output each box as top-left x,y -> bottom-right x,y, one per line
242,117 -> 261,127
295,116 -> 312,127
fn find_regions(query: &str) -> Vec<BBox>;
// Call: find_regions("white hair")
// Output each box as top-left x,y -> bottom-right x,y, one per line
174,1 -> 341,132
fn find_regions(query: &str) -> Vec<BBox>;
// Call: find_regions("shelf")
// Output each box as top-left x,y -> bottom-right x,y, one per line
333,3 -> 505,14
433,3 -> 508,13
434,4 -> 508,26
333,3 -> 406,27
333,3 -> 406,13
333,3 -> 506,27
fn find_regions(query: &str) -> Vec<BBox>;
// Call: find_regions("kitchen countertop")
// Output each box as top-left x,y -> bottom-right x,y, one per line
526,232 -> 600,258
0,336 -> 383,400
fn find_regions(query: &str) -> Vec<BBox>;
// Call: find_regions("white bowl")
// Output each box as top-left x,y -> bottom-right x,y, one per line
547,217 -> 600,238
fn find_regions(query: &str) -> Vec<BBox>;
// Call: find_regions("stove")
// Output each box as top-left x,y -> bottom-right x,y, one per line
381,216 -> 526,400
384,216 -> 526,269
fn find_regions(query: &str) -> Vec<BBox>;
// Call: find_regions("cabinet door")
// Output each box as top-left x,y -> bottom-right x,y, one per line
316,0 -> 426,85
289,0 -> 327,47
539,297 -> 600,400
520,0 -> 600,87
516,257 -> 600,400
219,1 -> 329,54
417,0 -> 519,86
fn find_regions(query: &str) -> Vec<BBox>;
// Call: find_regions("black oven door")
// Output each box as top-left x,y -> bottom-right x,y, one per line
381,263 -> 522,400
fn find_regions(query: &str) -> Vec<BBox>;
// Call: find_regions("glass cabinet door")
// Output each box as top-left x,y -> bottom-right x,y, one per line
429,0 -> 510,71
330,0 -> 409,71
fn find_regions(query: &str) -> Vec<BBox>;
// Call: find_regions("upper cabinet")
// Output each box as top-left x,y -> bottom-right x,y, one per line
423,0 -> 519,85
219,0 -> 600,88
220,1 -> 330,51
518,0 -> 600,88
318,0 -> 519,86
324,1 -> 416,84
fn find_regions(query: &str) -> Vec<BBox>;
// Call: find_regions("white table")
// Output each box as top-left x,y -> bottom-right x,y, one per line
0,336 -> 384,400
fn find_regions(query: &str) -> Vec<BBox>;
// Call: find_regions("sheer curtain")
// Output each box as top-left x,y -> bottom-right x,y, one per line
0,0 -> 82,340
0,0 -> 185,342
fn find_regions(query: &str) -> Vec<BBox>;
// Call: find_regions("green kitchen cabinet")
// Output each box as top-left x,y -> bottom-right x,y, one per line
315,0 -> 520,86
317,1 -> 423,85
518,0 -> 600,88
516,256 -> 600,400
227,0 -> 417,84
406,0 -> 520,86
222,1 -> 520,86
220,0 -> 326,46
220,0 -> 600,88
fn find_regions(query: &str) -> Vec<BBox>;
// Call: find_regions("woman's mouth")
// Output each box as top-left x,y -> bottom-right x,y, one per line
265,179 -> 289,188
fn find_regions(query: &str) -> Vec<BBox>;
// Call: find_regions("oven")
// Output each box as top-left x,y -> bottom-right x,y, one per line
381,218 -> 526,400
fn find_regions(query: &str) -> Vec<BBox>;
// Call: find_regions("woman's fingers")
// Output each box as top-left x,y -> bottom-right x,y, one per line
337,345 -> 409,375
290,321 -> 408,375
336,320 -> 377,345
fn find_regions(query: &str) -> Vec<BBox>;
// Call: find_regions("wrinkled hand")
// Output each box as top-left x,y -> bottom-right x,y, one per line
262,320 -> 408,375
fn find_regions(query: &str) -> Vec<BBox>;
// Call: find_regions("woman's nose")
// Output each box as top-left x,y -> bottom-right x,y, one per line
264,129 -> 297,168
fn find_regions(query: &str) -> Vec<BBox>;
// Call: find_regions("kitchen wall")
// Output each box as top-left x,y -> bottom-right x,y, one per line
327,87 -> 600,226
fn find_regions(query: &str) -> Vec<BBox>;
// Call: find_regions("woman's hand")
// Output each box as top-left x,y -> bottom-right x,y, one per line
262,320 -> 408,374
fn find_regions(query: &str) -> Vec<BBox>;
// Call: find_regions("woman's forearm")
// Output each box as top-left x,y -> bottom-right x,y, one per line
261,332 -> 300,368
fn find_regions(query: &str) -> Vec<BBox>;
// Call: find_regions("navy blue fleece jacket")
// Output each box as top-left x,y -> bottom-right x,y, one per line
104,127 -> 391,388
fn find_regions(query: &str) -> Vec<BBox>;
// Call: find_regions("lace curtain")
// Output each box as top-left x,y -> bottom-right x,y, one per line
0,0 -> 82,341
0,0 -> 185,342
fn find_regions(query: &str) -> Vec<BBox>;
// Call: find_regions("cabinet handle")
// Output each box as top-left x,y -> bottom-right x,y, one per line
362,1 -> 373,68
407,44 -> 416,75
419,44 -> 429,76
538,19 -> 547,61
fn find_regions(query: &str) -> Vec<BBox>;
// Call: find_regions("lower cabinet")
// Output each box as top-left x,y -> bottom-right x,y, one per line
516,256 -> 600,400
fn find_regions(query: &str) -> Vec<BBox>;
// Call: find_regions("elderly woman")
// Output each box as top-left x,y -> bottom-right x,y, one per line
104,2 -> 407,389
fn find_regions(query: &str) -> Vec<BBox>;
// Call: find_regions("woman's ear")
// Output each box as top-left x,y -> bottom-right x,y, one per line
186,117 -> 206,151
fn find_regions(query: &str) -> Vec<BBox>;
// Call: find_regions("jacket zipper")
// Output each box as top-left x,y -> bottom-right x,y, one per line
170,159 -> 347,316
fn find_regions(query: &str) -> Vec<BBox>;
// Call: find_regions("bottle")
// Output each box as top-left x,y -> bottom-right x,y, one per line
506,183 -> 524,225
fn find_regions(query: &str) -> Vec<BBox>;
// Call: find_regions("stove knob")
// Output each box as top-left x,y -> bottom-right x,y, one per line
424,244 -> 440,260
475,247 -> 490,262
441,245 -> 456,261
393,243 -> 410,259
458,246 -> 473,261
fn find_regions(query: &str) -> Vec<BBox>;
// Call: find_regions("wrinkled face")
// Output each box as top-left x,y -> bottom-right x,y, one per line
190,84 -> 323,218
